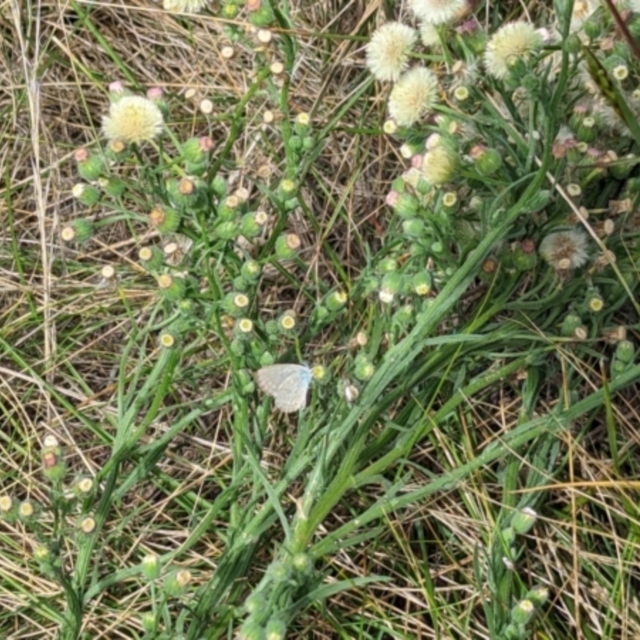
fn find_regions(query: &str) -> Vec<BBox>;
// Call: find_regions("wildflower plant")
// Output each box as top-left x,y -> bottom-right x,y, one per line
3,0 -> 640,639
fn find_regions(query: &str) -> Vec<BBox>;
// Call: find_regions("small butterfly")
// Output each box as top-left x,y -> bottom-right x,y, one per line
256,364 -> 312,413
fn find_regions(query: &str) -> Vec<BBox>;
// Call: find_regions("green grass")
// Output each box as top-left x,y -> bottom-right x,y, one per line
1,0 -> 640,638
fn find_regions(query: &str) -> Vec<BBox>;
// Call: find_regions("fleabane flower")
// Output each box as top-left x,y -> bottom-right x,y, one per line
366,22 -> 417,82
484,21 -> 543,79
163,0 -> 207,12
539,229 -> 589,270
102,96 -> 163,144
421,145 -> 457,185
408,0 -> 467,24
388,66 -> 438,126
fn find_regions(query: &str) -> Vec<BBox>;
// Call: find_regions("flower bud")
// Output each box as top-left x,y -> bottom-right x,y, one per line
164,569 -> 192,597
325,290 -> 347,311
389,191 -> 420,218
615,340 -> 635,365
511,507 -> 537,535
275,233 -> 301,260
149,206 -> 181,234
142,554 -> 161,581
138,246 -> 164,270
265,618 -> 286,640
354,355 -> 375,381
74,148 -> 105,181
98,176 -> 126,198
61,219 -> 94,244
157,273 -> 186,301
561,313 -> 585,338
402,218 -> 426,238
510,599 -> 536,626
412,271 -> 432,295
42,438 -> 65,483
72,183 -> 101,206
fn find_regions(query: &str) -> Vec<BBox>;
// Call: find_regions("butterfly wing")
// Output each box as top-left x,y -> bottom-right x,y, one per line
256,364 -> 312,413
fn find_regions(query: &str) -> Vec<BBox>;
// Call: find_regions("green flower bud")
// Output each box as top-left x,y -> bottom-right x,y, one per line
74,148 -> 105,181
511,240 -> 538,271
302,136 -> 314,151
265,618 -> 286,640
586,289 -> 604,313
241,212 -> 262,238
18,499 -> 38,522
215,221 -> 240,240
511,599 -> 536,626
237,621 -> 266,640
98,176 -> 126,198
61,219 -> 94,244
615,339 -> 635,365
42,437 -> 65,483
284,197 -> 299,211
181,136 -> 214,165
241,260 -> 262,281
292,552 -> 313,575
230,338 -> 245,356
390,191 -> 420,218
73,476 -> 94,498
223,292 -> 250,317
393,304 -> 413,325
511,507 -> 537,535
267,560 -> 291,583
72,183 -> 100,206
0,495 -> 15,519
275,233 -> 301,260
354,354 -> 375,381
289,135 -> 302,151
473,147 -> 502,176
248,4 -> 275,27
577,116 -> 597,144
142,554 -> 161,581
138,246 -> 164,270
264,320 -> 279,336
278,311 -> 298,334
526,586 -> 549,607
157,273 -> 186,301
245,592 -> 266,616
412,271 -> 432,295
149,206 -> 181,234
278,179 -> 296,196
220,3 -> 238,19
141,612 -> 157,634
325,290 -> 347,311
402,218 -> 426,238
236,318 -> 254,339
561,313 -> 585,338
167,176 -> 205,209
379,272 -> 403,304
294,112 -> 310,135
311,364 -> 330,384
164,569 -> 192,597
378,257 -> 398,273
211,174 -> 228,198
583,16 -> 602,40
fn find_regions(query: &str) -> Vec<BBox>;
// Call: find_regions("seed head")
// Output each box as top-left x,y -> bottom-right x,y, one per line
163,0 -> 207,12
484,21 -> 543,79
408,0 -> 467,24
388,66 -> 438,126
539,229 -> 589,270
366,22 -> 417,82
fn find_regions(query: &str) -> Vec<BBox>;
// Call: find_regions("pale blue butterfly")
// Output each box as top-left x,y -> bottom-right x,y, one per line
256,364 -> 312,413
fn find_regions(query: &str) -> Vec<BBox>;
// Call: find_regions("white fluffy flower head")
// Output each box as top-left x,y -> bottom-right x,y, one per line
388,66 -> 438,126
366,22 -> 417,82
409,0 -> 467,24
539,229 -> 589,270
484,21 -> 543,79
163,0 -> 207,12
102,96 -> 164,144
